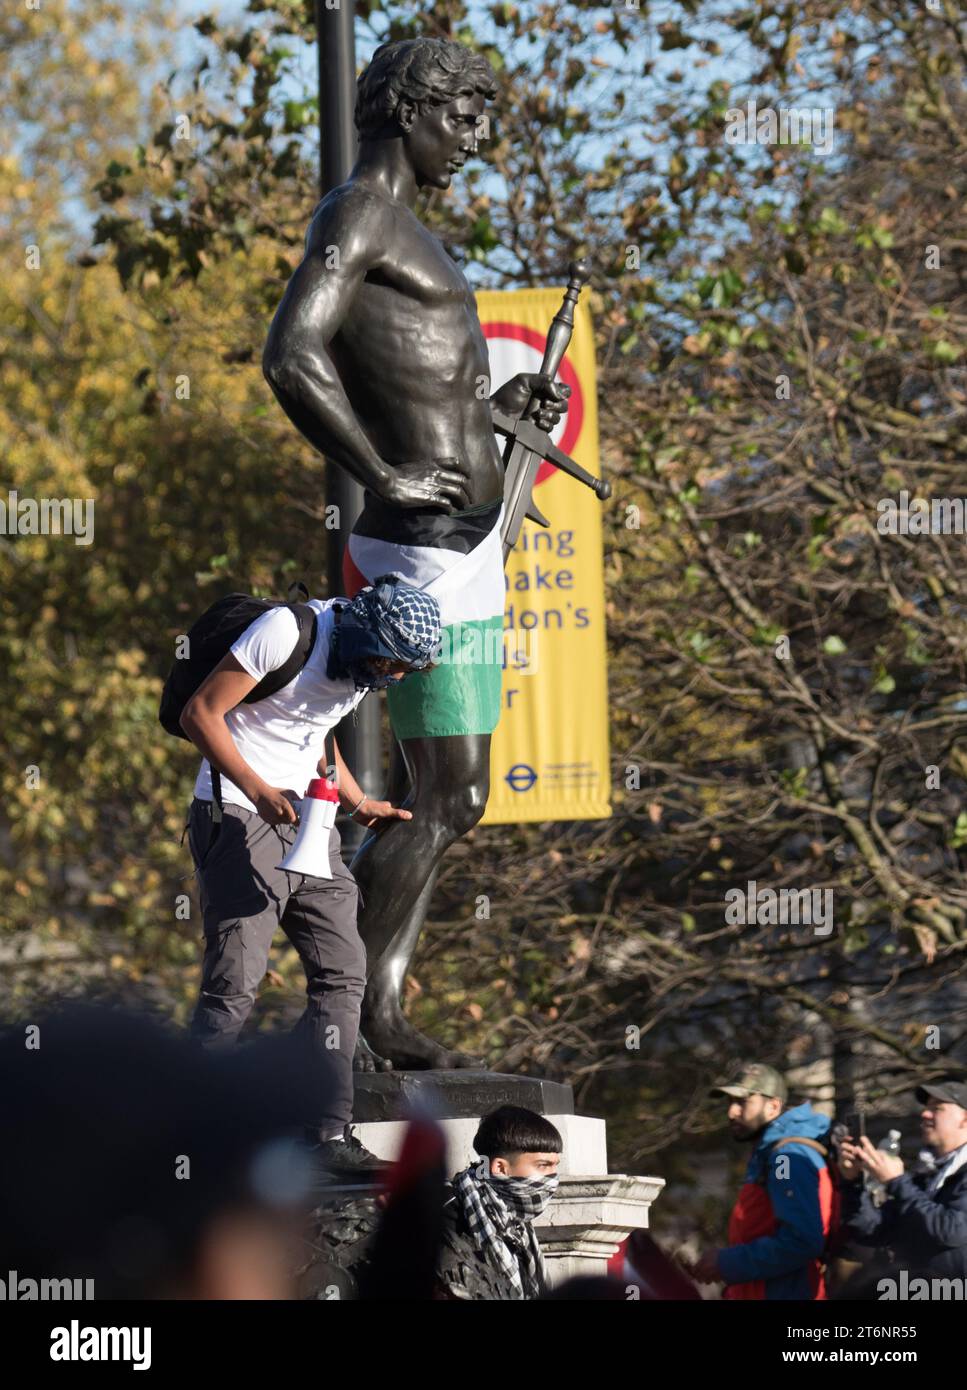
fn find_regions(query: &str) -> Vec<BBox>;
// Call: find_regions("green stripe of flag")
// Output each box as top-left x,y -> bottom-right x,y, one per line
387,616 -> 504,739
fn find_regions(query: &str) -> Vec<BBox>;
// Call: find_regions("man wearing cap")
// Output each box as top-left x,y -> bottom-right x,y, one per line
687,1062 -> 835,1299
837,1077 -> 967,1281
179,575 -> 441,1177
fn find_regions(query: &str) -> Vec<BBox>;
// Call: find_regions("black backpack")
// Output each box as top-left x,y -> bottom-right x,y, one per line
159,591 -> 319,741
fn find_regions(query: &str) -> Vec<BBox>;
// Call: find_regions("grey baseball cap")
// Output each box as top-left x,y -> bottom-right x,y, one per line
915,1078 -> 967,1109
709,1061 -> 788,1103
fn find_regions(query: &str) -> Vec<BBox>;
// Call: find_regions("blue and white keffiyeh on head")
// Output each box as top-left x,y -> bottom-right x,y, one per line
327,574 -> 441,690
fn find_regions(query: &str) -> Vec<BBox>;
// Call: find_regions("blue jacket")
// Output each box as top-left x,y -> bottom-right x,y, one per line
717,1103 -> 832,1300
841,1148 -> 967,1278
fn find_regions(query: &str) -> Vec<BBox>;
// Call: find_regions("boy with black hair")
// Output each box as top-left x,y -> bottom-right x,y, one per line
434,1104 -> 562,1300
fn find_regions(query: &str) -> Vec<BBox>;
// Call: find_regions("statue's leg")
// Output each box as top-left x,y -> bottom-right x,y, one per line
351,731 -> 491,1070
343,493 -> 504,1070
352,738 -> 409,1072
354,862 -> 441,1069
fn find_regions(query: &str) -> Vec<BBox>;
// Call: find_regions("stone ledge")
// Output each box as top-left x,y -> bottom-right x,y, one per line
536,1175 -> 666,1286
537,1174 -> 666,1244
352,1070 -> 575,1122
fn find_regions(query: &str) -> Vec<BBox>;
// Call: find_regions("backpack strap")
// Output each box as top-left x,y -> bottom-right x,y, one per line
244,603 -> 318,705
207,767 -> 224,858
323,605 -> 345,779
756,1135 -> 829,1186
323,730 -> 337,780
772,1137 -> 829,1160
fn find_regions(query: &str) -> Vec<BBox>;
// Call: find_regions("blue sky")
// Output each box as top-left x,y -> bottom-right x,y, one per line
79,1 -> 867,283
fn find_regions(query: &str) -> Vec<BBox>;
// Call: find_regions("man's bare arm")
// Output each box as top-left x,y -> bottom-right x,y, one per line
319,739 -> 414,832
180,654 -> 301,826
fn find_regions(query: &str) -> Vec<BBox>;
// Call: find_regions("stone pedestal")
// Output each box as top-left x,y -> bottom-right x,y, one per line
352,1069 -> 605,1175
353,1070 -> 574,1121
299,1070 -> 666,1296
352,1113 -> 606,1175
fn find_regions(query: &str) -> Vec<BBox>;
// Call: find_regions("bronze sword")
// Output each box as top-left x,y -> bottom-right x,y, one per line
497,257 -> 611,560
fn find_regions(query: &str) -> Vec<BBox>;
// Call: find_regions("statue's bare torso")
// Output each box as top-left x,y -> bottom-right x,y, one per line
304,183 -> 504,508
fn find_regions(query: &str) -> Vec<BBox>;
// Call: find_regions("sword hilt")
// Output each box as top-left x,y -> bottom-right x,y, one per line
536,256 -> 592,389
500,257 -> 602,561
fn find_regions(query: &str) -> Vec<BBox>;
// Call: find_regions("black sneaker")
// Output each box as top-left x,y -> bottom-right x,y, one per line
309,1125 -> 392,1182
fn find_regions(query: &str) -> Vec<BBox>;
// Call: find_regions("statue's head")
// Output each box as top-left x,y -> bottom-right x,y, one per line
355,37 -> 498,190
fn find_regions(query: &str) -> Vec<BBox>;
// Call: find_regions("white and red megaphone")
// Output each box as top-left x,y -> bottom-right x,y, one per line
278,778 -> 340,878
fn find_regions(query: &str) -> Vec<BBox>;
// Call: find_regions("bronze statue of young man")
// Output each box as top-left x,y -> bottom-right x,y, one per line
263,37 -> 570,1070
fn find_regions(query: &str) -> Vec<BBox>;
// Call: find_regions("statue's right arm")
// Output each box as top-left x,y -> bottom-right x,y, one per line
262,193 -> 394,496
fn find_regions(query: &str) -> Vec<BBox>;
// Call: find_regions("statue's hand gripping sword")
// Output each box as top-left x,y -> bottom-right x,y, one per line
494,257 -> 611,561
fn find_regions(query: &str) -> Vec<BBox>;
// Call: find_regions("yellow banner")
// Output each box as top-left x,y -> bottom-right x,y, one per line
478,287 -> 611,824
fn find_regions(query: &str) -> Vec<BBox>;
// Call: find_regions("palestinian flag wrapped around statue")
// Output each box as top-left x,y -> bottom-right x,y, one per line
343,493 -> 506,739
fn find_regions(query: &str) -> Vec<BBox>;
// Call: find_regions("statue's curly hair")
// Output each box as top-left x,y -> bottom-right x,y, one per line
355,37 -> 497,138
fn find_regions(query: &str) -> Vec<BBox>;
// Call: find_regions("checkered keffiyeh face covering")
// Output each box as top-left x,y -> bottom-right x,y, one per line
452,1164 -> 559,1299
327,574 -> 441,690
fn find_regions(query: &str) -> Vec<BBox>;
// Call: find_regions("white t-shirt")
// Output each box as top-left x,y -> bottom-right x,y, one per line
192,598 -> 366,813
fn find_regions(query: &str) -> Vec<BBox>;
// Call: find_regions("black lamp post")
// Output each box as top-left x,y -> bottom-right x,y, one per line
315,2 -> 383,850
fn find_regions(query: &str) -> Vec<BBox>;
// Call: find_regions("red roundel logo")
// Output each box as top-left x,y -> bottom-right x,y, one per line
482,321 -> 584,486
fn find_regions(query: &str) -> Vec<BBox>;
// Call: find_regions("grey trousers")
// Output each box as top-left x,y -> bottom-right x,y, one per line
186,797 -> 365,1133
